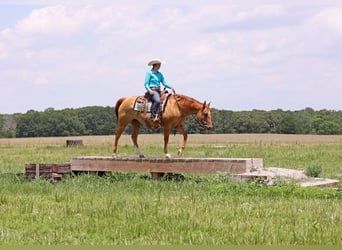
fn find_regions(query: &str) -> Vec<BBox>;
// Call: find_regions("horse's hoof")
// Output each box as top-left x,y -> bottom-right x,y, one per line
165,153 -> 172,159
139,154 -> 145,158
177,149 -> 183,157
112,154 -> 116,158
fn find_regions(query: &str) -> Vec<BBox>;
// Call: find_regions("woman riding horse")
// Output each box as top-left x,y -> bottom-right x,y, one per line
112,58 -> 213,158
145,58 -> 175,122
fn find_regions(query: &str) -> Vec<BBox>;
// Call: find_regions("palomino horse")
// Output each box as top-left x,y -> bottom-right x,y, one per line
113,93 -> 213,158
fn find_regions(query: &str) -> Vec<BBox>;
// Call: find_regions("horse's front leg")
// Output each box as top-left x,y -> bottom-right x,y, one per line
131,120 -> 144,158
175,125 -> 188,157
163,126 -> 172,158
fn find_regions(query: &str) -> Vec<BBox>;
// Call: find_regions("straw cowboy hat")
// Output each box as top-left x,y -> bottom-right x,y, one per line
148,58 -> 165,66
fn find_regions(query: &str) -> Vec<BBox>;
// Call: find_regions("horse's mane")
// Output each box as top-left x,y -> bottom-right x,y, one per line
174,94 -> 203,106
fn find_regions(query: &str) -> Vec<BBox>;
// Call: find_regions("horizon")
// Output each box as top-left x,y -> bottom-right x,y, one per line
1,104 -> 342,115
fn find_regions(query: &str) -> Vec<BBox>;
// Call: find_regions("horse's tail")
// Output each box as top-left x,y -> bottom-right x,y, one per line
115,97 -> 126,119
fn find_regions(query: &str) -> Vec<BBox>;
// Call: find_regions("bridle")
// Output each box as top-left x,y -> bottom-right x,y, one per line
198,112 -> 209,128
173,93 -> 209,129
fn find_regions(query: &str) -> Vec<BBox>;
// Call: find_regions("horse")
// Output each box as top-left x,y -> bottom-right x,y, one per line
112,93 -> 213,158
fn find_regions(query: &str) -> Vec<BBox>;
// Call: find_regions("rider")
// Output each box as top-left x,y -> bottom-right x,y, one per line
144,58 -> 175,122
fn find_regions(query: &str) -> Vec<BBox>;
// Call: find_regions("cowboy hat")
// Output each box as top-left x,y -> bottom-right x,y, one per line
148,58 -> 165,66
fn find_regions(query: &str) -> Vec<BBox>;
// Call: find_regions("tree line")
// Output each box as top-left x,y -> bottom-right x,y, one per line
1,106 -> 342,138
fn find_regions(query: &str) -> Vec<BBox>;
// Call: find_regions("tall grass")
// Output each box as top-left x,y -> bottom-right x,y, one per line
0,134 -> 341,245
0,174 -> 341,245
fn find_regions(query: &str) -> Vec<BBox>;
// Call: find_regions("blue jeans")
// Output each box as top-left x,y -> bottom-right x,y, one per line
151,91 -> 160,119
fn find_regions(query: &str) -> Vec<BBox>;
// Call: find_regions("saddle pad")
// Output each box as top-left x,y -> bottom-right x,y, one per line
133,94 -> 171,113
133,97 -> 153,113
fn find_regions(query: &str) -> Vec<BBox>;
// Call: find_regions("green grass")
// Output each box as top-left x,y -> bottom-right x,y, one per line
0,174 -> 341,245
0,135 -> 342,245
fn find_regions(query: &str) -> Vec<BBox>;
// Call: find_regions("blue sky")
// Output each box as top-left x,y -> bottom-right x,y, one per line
1,0 -> 342,113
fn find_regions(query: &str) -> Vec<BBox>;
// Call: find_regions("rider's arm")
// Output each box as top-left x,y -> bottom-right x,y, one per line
144,71 -> 152,92
159,72 -> 172,89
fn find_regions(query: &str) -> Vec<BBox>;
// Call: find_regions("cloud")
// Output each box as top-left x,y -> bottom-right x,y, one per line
16,5 -> 81,34
309,7 -> 342,35
0,42 -> 7,60
1,1 -> 342,113
202,4 -> 303,32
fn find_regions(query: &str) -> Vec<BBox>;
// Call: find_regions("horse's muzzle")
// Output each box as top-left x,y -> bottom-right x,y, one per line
201,120 -> 213,130
205,123 -> 213,130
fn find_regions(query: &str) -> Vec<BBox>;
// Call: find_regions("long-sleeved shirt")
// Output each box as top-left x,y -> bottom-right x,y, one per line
144,69 -> 172,92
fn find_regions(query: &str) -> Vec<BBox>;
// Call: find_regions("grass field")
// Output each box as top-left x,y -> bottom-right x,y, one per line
1,134 -> 342,178
0,134 -> 341,245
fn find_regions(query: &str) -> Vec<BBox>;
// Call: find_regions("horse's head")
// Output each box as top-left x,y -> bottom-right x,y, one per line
196,101 -> 213,130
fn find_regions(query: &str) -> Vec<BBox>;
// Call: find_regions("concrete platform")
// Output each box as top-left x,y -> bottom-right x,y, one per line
232,167 -> 340,188
70,156 -> 263,178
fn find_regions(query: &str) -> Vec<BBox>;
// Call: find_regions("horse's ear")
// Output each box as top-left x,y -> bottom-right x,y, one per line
202,101 -> 206,111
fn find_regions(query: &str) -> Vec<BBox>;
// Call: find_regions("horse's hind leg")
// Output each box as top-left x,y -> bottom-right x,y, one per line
112,121 -> 128,158
131,119 -> 144,158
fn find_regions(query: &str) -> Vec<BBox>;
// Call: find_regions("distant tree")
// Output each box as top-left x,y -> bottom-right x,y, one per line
210,109 -> 235,133
248,110 -> 269,133
9,105 -> 342,138
294,107 -> 315,134
16,110 -> 41,137
0,115 -> 16,138
0,115 -> 4,138
278,111 -> 297,134
76,106 -> 116,135
16,108 -> 85,137
310,110 -> 342,135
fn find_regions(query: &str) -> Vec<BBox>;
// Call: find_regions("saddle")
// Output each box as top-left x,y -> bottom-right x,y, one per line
133,89 -> 171,122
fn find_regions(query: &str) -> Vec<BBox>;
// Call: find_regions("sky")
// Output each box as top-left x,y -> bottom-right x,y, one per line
0,0 -> 342,114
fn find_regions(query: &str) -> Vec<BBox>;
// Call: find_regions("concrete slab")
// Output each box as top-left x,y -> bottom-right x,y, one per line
299,179 -> 340,188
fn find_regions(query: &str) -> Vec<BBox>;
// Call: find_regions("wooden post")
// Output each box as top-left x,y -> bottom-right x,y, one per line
35,164 -> 39,179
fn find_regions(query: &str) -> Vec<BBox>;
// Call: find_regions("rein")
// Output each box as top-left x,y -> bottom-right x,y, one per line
173,94 -> 184,117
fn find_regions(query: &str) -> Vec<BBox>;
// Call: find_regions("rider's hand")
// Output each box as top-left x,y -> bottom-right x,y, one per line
149,90 -> 154,95
171,88 -> 176,94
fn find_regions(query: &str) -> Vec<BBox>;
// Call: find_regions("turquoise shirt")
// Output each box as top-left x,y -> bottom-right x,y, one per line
144,69 -> 172,92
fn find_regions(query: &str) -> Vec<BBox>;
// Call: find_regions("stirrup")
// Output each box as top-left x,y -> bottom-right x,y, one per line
152,115 -> 159,123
